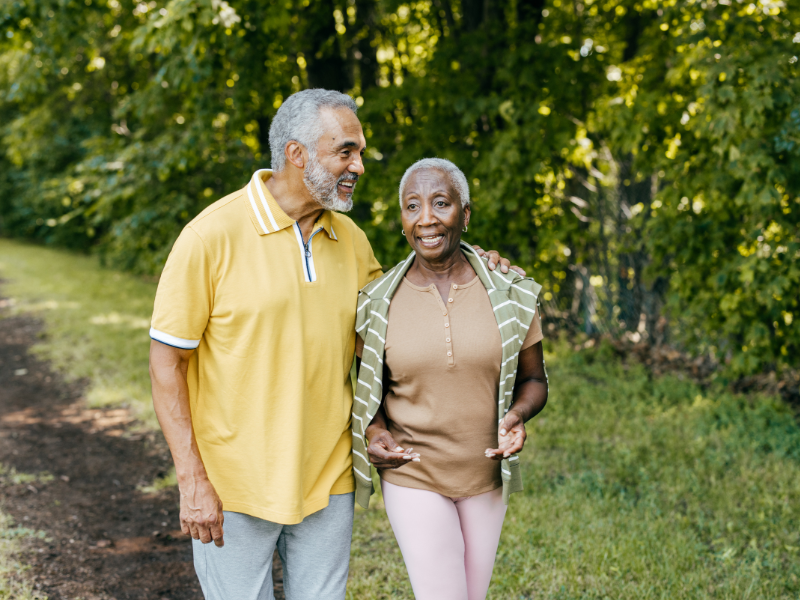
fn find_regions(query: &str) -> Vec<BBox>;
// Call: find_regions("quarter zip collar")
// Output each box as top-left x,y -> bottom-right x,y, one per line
245,169 -> 340,241
293,223 -> 326,283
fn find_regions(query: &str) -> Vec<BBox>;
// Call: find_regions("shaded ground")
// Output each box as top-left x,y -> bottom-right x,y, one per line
0,313 -> 284,599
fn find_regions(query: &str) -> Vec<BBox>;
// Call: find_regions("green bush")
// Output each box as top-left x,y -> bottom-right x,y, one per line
1,1 -> 798,371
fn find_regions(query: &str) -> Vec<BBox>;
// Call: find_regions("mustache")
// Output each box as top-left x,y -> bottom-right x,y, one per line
338,172 -> 359,184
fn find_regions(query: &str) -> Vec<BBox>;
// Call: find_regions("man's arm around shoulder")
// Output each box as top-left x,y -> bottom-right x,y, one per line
149,340 -> 225,547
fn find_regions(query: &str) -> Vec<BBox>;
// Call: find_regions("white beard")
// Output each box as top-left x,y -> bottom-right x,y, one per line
303,156 -> 355,212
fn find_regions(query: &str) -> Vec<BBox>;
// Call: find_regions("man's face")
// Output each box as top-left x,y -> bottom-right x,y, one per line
303,107 -> 367,212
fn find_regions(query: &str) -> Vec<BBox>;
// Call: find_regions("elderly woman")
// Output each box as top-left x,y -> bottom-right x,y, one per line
352,158 -> 548,600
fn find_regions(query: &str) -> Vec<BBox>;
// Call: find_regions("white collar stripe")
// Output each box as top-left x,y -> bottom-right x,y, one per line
247,183 -> 270,234
253,170 -> 280,232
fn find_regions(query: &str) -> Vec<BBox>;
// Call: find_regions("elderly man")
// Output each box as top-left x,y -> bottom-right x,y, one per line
148,89 -> 516,600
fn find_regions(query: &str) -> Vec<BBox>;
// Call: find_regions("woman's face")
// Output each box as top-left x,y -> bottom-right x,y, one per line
401,169 -> 470,263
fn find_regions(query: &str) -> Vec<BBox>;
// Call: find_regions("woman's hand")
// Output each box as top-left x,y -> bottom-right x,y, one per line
485,410 -> 527,460
367,428 -> 420,469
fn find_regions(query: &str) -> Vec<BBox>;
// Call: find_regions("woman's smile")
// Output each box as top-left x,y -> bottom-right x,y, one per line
417,233 -> 445,248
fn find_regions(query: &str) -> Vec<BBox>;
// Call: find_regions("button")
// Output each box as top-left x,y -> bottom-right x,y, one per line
447,351 -> 452,356
444,323 -> 449,327
453,284 -> 458,289
446,338 -> 451,342
448,298 -> 454,303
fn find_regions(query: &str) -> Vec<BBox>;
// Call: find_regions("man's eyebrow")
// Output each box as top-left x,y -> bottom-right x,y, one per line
335,140 -> 364,150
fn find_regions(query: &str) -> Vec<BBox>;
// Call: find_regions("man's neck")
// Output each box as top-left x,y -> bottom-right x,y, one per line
265,171 -> 324,240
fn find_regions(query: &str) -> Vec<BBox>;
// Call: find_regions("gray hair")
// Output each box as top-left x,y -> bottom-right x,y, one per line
269,89 -> 358,171
398,158 -> 470,209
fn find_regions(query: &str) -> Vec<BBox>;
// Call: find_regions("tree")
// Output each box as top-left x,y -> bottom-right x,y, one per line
1,0 -> 798,375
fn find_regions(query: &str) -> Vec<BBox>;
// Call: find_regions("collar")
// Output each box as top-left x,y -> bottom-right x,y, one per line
315,209 -> 338,241
362,242 -> 516,301
244,169 -> 338,240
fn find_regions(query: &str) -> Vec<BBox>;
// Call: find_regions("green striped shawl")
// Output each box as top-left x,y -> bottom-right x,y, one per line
352,242 -> 543,509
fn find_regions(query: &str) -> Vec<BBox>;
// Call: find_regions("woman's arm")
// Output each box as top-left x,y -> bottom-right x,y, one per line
485,341 -> 548,460
365,404 -> 421,469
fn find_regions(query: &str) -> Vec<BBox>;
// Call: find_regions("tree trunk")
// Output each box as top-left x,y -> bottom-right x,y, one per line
461,0 -> 484,31
301,0 -> 351,91
517,0 -> 546,26
355,0 -> 379,91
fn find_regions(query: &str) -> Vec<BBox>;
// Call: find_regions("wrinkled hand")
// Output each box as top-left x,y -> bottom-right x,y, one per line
179,476 -> 225,547
471,246 -> 526,277
367,428 -> 420,469
485,410 -> 527,461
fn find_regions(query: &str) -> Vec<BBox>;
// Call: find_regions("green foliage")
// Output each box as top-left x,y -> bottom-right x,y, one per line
1,0 -> 798,374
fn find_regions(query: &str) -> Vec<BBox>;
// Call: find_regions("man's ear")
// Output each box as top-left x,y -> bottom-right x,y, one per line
285,141 -> 307,170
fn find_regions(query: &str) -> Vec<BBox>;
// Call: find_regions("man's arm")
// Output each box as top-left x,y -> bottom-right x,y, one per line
149,340 -> 224,547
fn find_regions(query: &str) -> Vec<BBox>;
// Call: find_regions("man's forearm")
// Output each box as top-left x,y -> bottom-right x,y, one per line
149,341 -> 208,484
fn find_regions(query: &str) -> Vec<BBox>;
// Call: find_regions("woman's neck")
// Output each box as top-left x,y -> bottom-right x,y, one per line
407,249 -> 474,286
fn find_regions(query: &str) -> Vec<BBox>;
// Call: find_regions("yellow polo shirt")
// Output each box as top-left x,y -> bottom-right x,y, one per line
150,169 -> 382,524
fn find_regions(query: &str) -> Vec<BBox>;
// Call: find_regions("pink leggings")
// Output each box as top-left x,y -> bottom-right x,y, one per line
381,479 -> 507,600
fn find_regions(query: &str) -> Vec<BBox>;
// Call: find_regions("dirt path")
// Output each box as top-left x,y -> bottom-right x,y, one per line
0,313 -> 283,599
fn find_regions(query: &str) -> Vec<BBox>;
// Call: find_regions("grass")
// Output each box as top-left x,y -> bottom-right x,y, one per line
348,345 -> 800,599
0,239 -> 158,427
0,467 -> 51,600
0,510 -> 45,600
2,238 -> 800,598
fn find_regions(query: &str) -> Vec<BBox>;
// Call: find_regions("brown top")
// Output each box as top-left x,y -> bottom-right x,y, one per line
380,275 -> 544,497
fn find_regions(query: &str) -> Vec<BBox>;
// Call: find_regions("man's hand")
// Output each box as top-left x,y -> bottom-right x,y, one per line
471,245 -> 526,277
485,410 -> 527,460
366,428 -> 420,469
179,476 -> 225,547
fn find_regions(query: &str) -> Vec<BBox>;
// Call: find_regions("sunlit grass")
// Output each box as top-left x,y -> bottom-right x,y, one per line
0,466 -> 53,488
349,345 -> 800,599
0,238 -> 157,427
2,239 -> 799,599
137,467 -> 178,495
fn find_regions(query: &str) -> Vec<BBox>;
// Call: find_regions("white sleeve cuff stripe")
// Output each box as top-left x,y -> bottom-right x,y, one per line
149,327 -> 201,349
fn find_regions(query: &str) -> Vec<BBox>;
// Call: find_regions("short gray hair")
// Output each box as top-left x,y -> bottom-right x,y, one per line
398,158 -> 470,209
269,89 -> 358,171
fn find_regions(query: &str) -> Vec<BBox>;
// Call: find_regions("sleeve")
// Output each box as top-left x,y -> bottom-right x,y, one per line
520,307 -> 544,351
354,227 -> 384,288
149,226 -> 214,349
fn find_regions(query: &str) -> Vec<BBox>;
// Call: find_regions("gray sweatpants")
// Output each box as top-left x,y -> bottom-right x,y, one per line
192,493 -> 355,600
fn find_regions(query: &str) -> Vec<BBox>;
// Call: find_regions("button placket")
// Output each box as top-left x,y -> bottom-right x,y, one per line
424,284 -> 456,366
444,288 -> 455,366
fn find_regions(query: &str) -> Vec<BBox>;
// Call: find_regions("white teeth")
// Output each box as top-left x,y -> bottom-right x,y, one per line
421,235 -> 442,241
